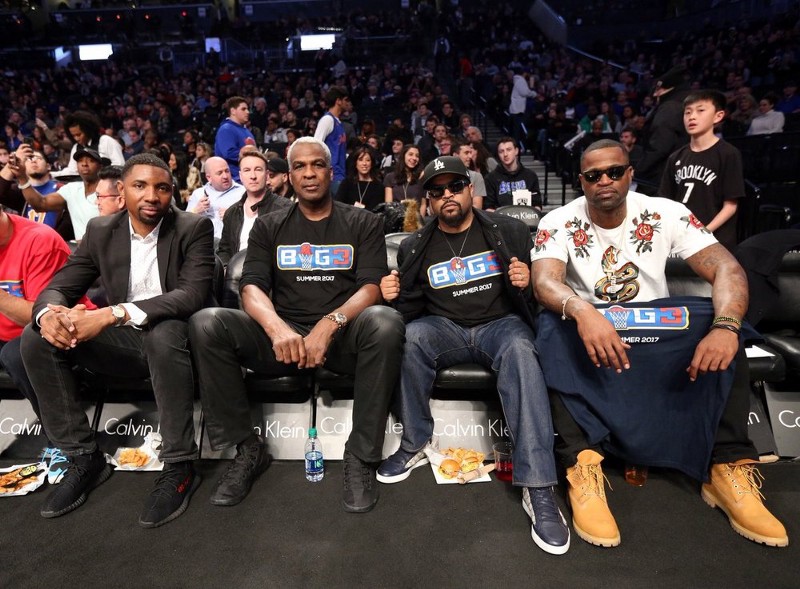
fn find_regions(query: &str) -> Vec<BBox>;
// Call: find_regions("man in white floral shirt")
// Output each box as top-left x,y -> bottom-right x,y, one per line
530,139 -> 787,550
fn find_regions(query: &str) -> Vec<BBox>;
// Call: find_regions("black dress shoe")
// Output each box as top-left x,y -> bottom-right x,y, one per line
210,435 -> 271,506
139,462 -> 201,528
41,450 -> 112,519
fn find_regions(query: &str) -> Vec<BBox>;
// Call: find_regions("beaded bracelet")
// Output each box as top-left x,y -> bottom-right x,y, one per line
561,294 -> 580,320
712,315 -> 742,327
711,323 -> 741,335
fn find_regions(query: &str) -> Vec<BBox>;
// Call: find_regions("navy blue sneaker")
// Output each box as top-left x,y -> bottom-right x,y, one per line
522,487 -> 571,555
377,445 -> 430,484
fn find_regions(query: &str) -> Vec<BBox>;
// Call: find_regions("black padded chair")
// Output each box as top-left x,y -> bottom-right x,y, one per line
664,257 -> 785,383
494,205 -> 542,232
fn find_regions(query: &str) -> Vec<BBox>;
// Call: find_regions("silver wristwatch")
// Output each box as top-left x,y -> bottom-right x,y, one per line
111,305 -> 126,327
323,312 -> 348,330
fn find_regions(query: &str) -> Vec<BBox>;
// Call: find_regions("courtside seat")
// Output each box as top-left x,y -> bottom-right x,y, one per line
494,205 -> 542,232
757,253 -> 800,384
664,257 -> 786,383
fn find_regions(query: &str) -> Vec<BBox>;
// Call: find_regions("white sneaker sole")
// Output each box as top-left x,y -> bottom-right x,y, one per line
376,456 -> 430,484
522,494 -> 571,555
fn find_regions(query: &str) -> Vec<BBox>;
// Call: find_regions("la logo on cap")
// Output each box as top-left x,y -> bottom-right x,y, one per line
434,159 -> 445,170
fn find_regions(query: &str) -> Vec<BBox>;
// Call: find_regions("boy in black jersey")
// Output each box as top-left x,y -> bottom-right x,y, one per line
377,156 -> 570,555
189,138 -> 405,513
659,90 -> 745,251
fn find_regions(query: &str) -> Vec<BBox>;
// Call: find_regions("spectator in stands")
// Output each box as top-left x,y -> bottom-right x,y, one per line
0,146 -> 10,169
186,156 -> 246,241
169,151 -> 190,192
660,90 -> 745,252
416,116 -> 439,164
263,115 -> 288,145
384,144 -> 426,216
509,68 -> 538,153
21,153 -> 214,528
95,166 -> 125,216
0,205 -> 84,421
191,141 -> 211,182
411,100 -> 432,140
217,151 -> 291,266
775,81 -> 800,114
728,93 -> 758,136
747,93 -> 785,135
0,147 -> 66,234
250,97 -> 269,136
63,111 -> 125,175
635,65 -> 691,192
440,100 -> 459,130
619,128 -> 643,169
376,155 -> 570,555
452,140 -> 486,209
531,139 -> 787,549
484,137 -> 542,211
335,145 -> 384,211
265,157 -> 293,200
11,145 -> 106,241
214,96 -> 257,183
314,88 -> 351,195
4,123 -> 23,151
122,128 -> 145,161
381,138 -> 403,172
188,137 -> 404,513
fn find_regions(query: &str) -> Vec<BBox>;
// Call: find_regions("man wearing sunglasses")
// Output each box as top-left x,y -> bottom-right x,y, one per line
531,139 -> 787,548
377,156 -> 571,556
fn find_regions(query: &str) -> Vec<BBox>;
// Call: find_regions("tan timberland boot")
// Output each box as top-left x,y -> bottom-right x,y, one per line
702,460 -> 788,547
566,449 -> 620,547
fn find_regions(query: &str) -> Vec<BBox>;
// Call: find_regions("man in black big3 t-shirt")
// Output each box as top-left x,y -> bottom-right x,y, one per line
376,156 -> 571,556
189,137 -> 405,513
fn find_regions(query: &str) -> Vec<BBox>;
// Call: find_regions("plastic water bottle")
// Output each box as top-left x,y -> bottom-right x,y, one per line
305,428 -> 324,482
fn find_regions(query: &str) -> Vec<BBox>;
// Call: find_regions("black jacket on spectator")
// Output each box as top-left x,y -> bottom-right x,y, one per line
216,192 -> 291,265
635,88 -> 691,188
392,208 -> 536,326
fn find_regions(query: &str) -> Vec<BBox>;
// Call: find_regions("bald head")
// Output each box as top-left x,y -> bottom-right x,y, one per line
205,156 -> 233,191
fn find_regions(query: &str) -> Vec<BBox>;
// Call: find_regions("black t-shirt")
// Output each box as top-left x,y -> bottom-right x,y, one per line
335,178 -> 385,211
241,202 -> 387,325
418,221 -> 514,327
659,139 -> 744,251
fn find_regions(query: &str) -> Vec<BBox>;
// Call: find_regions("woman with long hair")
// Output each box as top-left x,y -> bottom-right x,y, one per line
335,146 -> 385,211
383,144 -> 426,216
63,110 -> 125,169
191,141 -> 211,182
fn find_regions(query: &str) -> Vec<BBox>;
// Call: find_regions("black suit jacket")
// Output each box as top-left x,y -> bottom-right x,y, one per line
32,205 -> 215,327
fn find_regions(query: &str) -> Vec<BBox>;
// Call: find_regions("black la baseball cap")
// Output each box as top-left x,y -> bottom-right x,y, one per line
422,156 -> 470,189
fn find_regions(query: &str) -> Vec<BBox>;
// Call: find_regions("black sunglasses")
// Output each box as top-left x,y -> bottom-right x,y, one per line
581,165 -> 630,184
427,178 -> 470,199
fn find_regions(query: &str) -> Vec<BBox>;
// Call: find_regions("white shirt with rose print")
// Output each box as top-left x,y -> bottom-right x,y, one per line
531,191 -> 718,304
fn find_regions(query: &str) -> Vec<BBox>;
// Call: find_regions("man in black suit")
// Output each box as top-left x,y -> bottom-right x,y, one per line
21,153 -> 215,528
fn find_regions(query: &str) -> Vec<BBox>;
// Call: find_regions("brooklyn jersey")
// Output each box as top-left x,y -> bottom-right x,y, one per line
660,140 -> 745,251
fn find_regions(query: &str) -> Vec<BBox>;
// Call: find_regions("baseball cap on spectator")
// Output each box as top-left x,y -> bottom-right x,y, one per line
267,158 -> 288,174
73,147 -> 111,166
654,65 -> 688,91
421,156 -> 470,189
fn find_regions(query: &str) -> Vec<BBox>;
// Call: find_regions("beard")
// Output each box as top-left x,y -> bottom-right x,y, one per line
29,171 -> 48,180
439,202 -> 468,228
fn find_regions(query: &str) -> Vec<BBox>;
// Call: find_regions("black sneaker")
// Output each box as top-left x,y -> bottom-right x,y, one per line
139,462 -> 201,529
342,449 -> 379,513
210,435 -> 271,506
40,450 -> 112,519
522,487 -> 571,555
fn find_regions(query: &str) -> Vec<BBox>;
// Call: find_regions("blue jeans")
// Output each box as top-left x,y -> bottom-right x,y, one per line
398,314 -> 557,487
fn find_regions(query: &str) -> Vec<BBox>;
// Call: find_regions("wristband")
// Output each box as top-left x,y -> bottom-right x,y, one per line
18,180 -> 31,190
713,315 -> 742,327
561,294 -> 580,320
710,323 -> 741,336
